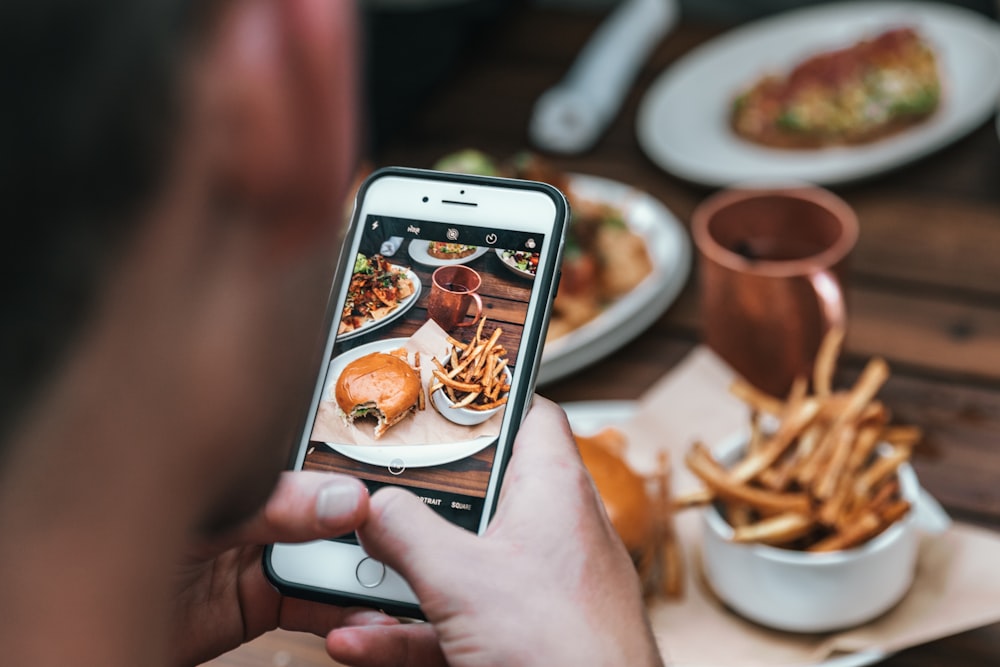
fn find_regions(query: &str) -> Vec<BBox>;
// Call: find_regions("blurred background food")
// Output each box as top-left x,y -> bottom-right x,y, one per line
433,149 -> 654,341
574,427 -> 682,599
731,26 -> 942,148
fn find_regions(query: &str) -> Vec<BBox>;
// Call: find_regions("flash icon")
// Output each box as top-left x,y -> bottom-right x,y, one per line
371,220 -> 380,231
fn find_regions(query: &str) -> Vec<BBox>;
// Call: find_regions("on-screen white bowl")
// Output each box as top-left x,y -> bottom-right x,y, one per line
700,441 -> 920,633
431,366 -> 511,426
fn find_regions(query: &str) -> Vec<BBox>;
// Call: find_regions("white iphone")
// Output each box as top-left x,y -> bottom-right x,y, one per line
264,167 -> 568,617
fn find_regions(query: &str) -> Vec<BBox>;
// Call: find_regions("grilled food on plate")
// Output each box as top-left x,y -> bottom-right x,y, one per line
731,26 -> 941,149
339,253 -> 415,334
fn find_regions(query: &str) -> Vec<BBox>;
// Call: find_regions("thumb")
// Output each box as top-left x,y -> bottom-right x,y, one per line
358,486 -> 479,598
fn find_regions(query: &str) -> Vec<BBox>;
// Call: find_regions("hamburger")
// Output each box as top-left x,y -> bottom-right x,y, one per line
427,241 -> 477,260
575,427 -> 681,598
575,429 -> 653,559
335,352 -> 421,439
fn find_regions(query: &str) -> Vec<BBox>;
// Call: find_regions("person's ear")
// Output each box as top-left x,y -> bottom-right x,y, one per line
197,0 -> 360,254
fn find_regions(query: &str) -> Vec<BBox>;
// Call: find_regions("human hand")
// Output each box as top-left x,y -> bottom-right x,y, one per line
169,471 -> 398,666
326,396 -> 664,667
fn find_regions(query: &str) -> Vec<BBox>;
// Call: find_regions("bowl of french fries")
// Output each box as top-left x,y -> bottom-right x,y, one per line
429,320 -> 512,426
682,330 -> 924,633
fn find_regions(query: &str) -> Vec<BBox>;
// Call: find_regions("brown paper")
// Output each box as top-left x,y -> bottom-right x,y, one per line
615,346 -> 1000,666
311,320 -> 502,446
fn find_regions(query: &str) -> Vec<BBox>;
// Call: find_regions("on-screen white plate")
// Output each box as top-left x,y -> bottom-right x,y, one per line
538,174 -> 691,384
637,1 -> 1000,187
321,338 -> 495,467
560,399 -> 948,667
407,239 -> 488,266
338,267 -> 422,341
495,248 -> 537,280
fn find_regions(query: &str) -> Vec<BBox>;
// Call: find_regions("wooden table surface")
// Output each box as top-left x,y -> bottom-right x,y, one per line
206,7 -> 1000,666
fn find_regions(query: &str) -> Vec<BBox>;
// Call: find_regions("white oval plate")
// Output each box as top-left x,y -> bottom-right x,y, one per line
321,338 -> 495,467
407,239 -> 488,267
538,173 -> 691,385
495,248 -> 537,280
337,266 -> 422,342
637,1 -> 1000,187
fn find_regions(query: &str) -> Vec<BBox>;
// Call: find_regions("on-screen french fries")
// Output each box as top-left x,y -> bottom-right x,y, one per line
679,327 -> 920,552
430,317 -> 511,412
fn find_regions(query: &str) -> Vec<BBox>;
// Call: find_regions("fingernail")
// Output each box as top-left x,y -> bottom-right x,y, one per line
316,479 -> 362,520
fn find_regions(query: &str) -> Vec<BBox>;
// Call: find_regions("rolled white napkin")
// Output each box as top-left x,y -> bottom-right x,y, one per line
529,0 -> 678,154
380,236 -> 404,256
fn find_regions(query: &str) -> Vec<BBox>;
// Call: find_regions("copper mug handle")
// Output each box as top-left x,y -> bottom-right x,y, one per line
809,269 -> 846,336
454,293 -> 483,328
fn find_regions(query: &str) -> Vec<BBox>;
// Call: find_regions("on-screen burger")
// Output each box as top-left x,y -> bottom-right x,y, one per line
335,352 -> 421,439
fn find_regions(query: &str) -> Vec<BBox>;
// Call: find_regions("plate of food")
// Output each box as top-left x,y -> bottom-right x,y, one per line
408,239 -> 488,266
433,150 -> 692,385
636,1 -> 1000,186
316,337 -> 498,467
338,253 -> 422,341
539,171 -> 690,384
495,248 -> 538,279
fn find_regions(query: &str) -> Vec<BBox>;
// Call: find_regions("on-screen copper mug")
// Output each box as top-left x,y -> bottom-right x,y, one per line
691,186 -> 859,398
427,265 -> 484,331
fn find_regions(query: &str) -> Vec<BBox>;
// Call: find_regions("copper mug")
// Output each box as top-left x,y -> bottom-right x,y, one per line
428,265 -> 484,331
691,186 -> 859,398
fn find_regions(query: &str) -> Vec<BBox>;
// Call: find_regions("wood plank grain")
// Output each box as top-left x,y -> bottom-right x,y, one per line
660,280 -> 1000,382
847,193 -> 1000,298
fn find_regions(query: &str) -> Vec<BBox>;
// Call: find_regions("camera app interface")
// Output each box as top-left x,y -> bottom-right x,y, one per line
303,214 -> 544,531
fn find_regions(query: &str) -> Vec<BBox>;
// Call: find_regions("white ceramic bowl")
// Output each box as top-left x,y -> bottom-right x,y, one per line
700,442 -> 920,633
431,366 -> 511,426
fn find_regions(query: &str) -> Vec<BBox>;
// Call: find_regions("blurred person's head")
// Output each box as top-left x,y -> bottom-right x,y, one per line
1,0 -> 359,558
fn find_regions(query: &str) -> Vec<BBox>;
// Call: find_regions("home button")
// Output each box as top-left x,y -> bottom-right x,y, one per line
355,557 -> 386,588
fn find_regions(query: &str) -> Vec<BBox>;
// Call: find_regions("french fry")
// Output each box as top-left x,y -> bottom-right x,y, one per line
433,370 -> 481,394
672,488 -> 714,510
729,379 -> 786,416
813,326 -> 845,397
729,398 -> 820,482
726,504 -> 754,529
685,443 -> 811,515
732,512 -> 814,546
655,451 -> 684,599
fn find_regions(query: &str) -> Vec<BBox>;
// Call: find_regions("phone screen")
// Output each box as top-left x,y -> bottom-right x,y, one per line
295,212 -> 549,533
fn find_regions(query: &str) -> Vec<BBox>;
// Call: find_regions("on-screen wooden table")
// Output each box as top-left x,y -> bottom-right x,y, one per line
206,6 -> 1000,666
